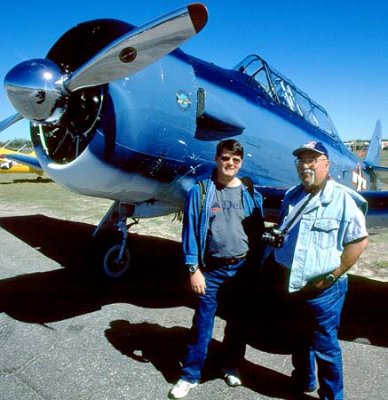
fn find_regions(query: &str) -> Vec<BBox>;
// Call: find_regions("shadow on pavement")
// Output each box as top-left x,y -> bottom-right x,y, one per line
0,214 -> 387,350
105,320 -> 316,400
341,275 -> 388,347
0,214 -> 191,323
0,177 -> 52,184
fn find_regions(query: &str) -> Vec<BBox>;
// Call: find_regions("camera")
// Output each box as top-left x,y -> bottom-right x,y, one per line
262,228 -> 285,248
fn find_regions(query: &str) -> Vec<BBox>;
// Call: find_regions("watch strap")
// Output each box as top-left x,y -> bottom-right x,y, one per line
325,273 -> 336,284
187,264 -> 199,273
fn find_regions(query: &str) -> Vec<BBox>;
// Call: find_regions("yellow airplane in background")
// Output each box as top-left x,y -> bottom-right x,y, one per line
0,141 -> 42,176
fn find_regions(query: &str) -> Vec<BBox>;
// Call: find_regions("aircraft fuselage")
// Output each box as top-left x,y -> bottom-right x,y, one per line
29,19 -> 368,217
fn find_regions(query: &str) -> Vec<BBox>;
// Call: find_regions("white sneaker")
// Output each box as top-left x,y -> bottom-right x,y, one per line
168,379 -> 199,399
222,368 -> 242,387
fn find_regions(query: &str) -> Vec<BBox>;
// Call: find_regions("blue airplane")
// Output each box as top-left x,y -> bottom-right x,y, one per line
1,3 -> 387,278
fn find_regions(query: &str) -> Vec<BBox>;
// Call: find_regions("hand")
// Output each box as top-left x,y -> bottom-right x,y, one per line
190,269 -> 206,295
311,272 -> 339,290
311,278 -> 333,290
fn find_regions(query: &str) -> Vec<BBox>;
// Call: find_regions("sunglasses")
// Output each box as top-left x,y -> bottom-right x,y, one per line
219,155 -> 242,164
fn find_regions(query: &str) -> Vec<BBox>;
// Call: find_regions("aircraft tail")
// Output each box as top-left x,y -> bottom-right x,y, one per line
362,120 -> 388,186
364,119 -> 382,165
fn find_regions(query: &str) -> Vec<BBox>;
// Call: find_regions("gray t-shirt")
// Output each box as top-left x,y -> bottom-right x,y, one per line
206,184 -> 249,258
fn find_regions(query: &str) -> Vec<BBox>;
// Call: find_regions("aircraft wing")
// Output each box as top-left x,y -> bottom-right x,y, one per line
361,190 -> 388,227
258,185 -> 388,225
362,190 -> 388,210
3,153 -> 42,171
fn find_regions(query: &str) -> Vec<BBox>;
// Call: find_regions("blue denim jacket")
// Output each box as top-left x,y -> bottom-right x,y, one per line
182,176 -> 264,267
272,180 -> 368,292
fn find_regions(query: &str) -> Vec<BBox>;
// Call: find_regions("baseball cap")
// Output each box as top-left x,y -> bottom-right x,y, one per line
292,141 -> 329,158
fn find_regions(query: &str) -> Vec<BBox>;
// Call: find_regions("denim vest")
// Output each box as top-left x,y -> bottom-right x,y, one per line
271,180 -> 368,292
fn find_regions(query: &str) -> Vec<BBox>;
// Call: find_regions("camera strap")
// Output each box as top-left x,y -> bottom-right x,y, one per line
279,192 -> 314,234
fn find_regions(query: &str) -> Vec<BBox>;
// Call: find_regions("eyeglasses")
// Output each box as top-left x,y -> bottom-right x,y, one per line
294,157 -> 328,166
219,155 -> 242,164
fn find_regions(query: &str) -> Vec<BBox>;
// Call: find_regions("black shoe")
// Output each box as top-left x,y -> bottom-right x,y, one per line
291,378 -> 317,393
302,384 -> 317,393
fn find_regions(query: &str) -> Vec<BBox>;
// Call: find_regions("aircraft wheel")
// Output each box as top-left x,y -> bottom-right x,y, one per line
102,244 -> 131,280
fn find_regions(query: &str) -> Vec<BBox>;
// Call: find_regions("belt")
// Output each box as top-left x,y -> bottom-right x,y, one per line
207,254 -> 246,266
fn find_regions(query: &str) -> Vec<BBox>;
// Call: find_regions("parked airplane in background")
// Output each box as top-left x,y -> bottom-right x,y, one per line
1,3 -> 387,278
0,141 -> 42,176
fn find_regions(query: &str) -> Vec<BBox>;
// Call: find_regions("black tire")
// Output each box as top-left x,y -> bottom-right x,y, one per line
102,244 -> 130,279
89,230 -> 131,280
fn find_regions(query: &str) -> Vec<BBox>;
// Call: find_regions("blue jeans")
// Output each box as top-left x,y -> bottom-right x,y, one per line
181,258 -> 246,383
291,277 -> 348,400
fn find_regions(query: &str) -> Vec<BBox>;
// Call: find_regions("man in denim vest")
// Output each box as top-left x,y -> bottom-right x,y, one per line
169,139 -> 264,399
263,141 -> 368,399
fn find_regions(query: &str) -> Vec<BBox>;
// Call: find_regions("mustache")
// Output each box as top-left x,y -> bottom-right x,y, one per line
299,168 -> 315,186
300,168 -> 314,175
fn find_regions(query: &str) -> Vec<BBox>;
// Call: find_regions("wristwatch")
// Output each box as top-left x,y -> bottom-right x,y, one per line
325,273 -> 337,285
187,264 -> 199,274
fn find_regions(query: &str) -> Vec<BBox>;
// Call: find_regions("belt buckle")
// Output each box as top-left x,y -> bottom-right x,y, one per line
228,256 -> 245,265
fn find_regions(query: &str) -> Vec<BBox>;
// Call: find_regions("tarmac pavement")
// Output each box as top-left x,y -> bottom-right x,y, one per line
0,211 -> 387,400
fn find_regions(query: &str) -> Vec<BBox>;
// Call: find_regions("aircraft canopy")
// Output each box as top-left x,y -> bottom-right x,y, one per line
234,55 -> 339,139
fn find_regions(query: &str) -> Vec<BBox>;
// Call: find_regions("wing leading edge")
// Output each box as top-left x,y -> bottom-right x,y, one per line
3,153 -> 42,171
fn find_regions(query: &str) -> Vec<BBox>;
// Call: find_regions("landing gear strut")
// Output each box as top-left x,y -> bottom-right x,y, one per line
93,201 -> 138,279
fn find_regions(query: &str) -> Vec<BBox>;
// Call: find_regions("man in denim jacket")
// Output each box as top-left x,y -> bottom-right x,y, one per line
169,139 -> 264,399
264,141 -> 368,400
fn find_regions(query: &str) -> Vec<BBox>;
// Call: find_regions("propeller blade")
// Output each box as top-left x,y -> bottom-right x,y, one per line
0,113 -> 23,133
64,3 -> 208,92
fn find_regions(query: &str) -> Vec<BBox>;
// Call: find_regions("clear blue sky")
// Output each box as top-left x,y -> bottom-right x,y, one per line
1,0 -> 387,142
